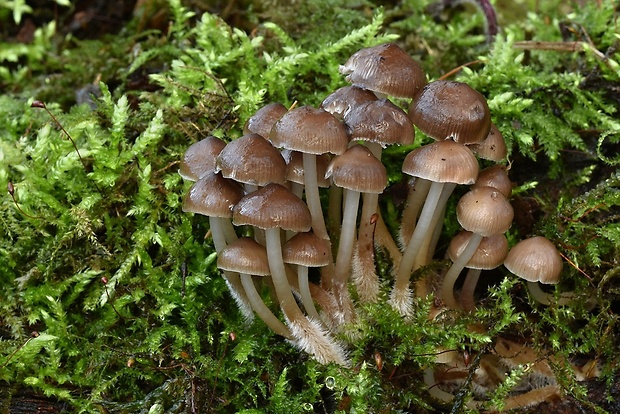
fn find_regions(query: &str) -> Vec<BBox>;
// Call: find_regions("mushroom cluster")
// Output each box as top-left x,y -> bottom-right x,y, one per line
179,43 -> 574,372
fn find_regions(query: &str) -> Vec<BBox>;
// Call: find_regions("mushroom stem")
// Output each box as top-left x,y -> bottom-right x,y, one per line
333,188 -> 361,324
239,273 -> 293,339
526,281 -> 575,306
399,178 -> 431,248
297,265 -> 323,322
441,232 -> 483,309
353,192 -> 380,302
303,152 -> 337,292
460,268 -> 482,311
209,216 -> 254,322
265,227 -> 347,365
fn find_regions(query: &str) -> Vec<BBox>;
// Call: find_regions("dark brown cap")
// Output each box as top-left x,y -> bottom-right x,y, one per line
270,106 -> 349,155
325,144 -> 387,194
469,122 -> 507,162
344,99 -> 414,146
182,171 -> 244,218
215,133 -> 287,186
282,149 -> 330,188
217,237 -> 271,276
402,140 -> 479,185
320,85 -> 378,119
179,136 -> 226,181
409,80 -> 491,144
282,231 -> 331,267
243,103 -> 288,139
232,183 -> 312,232
339,43 -> 427,99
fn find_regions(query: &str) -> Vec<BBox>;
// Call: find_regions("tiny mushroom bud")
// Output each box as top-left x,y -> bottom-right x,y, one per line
469,122 -> 507,162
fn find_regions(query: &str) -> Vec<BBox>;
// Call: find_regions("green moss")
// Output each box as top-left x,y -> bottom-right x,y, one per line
1,0 -> 620,412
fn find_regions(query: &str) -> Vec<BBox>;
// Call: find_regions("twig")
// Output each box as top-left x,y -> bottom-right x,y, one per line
7,182 -> 44,220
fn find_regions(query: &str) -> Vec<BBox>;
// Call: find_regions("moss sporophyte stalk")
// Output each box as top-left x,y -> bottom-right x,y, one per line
3,0 -> 620,412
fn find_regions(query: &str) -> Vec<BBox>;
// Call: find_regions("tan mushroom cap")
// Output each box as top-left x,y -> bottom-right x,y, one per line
282,231 -> 331,267
344,99 -> 415,146
456,186 -> 514,236
402,140 -> 479,185
217,237 -> 271,276
320,85 -> 378,119
182,171 -> 244,218
325,144 -> 388,194
448,231 -> 509,270
215,133 -> 287,186
339,43 -> 427,99
504,236 -> 563,284
243,102 -> 288,139
472,164 -> 512,198
469,122 -> 507,162
232,183 -> 312,232
409,80 -> 491,145
281,149 -> 330,188
179,136 -> 226,181
270,106 -> 349,155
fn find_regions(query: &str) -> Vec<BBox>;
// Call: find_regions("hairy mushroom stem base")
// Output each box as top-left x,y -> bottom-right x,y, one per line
239,274 -> 293,339
265,227 -> 348,365
352,192 -> 380,302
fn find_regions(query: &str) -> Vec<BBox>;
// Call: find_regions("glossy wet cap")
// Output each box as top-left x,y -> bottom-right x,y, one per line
469,122 -> 507,162
232,183 -> 312,232
244,102 -> 288,139
448,231 -> 509,270
270,106 -> 349,155
215,133 -> 287,186
325,144 -> 387,194
282,231 -> 331,267
471,164 -> 512,198
182,171 -> 244,218
344,99 -> 414,146
456,186 -> 514,236
320,85 -> 378,119
409,80 -> 491,144
339,43 -> 427,99
218,237 -> 271,276
402,140 -> 479,185
179,136 -> 226,181
504,236 -> 563,284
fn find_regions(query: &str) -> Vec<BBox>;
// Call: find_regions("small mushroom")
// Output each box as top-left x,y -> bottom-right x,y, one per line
179,135 -> 226,181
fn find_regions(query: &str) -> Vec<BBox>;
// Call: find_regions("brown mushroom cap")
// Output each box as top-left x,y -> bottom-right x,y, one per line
402,140 -> 479,185
448,231 -> 509,270
456,186 -> 514,236
469,122 -> 507,162
244,103 -> 288,139
339,43 -> 427,99
232,183 -> 312,232
269,106 -> 349,155
282,231 -> 331,267
217,237 -> 271,276
320,85 -> 378,119
182,171 -> 244,218
344,99 -> 415,146
179,136 -> 226,181
504,236 -> 563,284
472,164 -> 512,198
281,149 -> 330,188
215,133 -> 287,186
325,144 -> 388,194
409,80 -> 491,145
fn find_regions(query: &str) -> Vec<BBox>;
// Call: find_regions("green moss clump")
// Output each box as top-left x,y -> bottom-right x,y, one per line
1,0 -> 619,412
